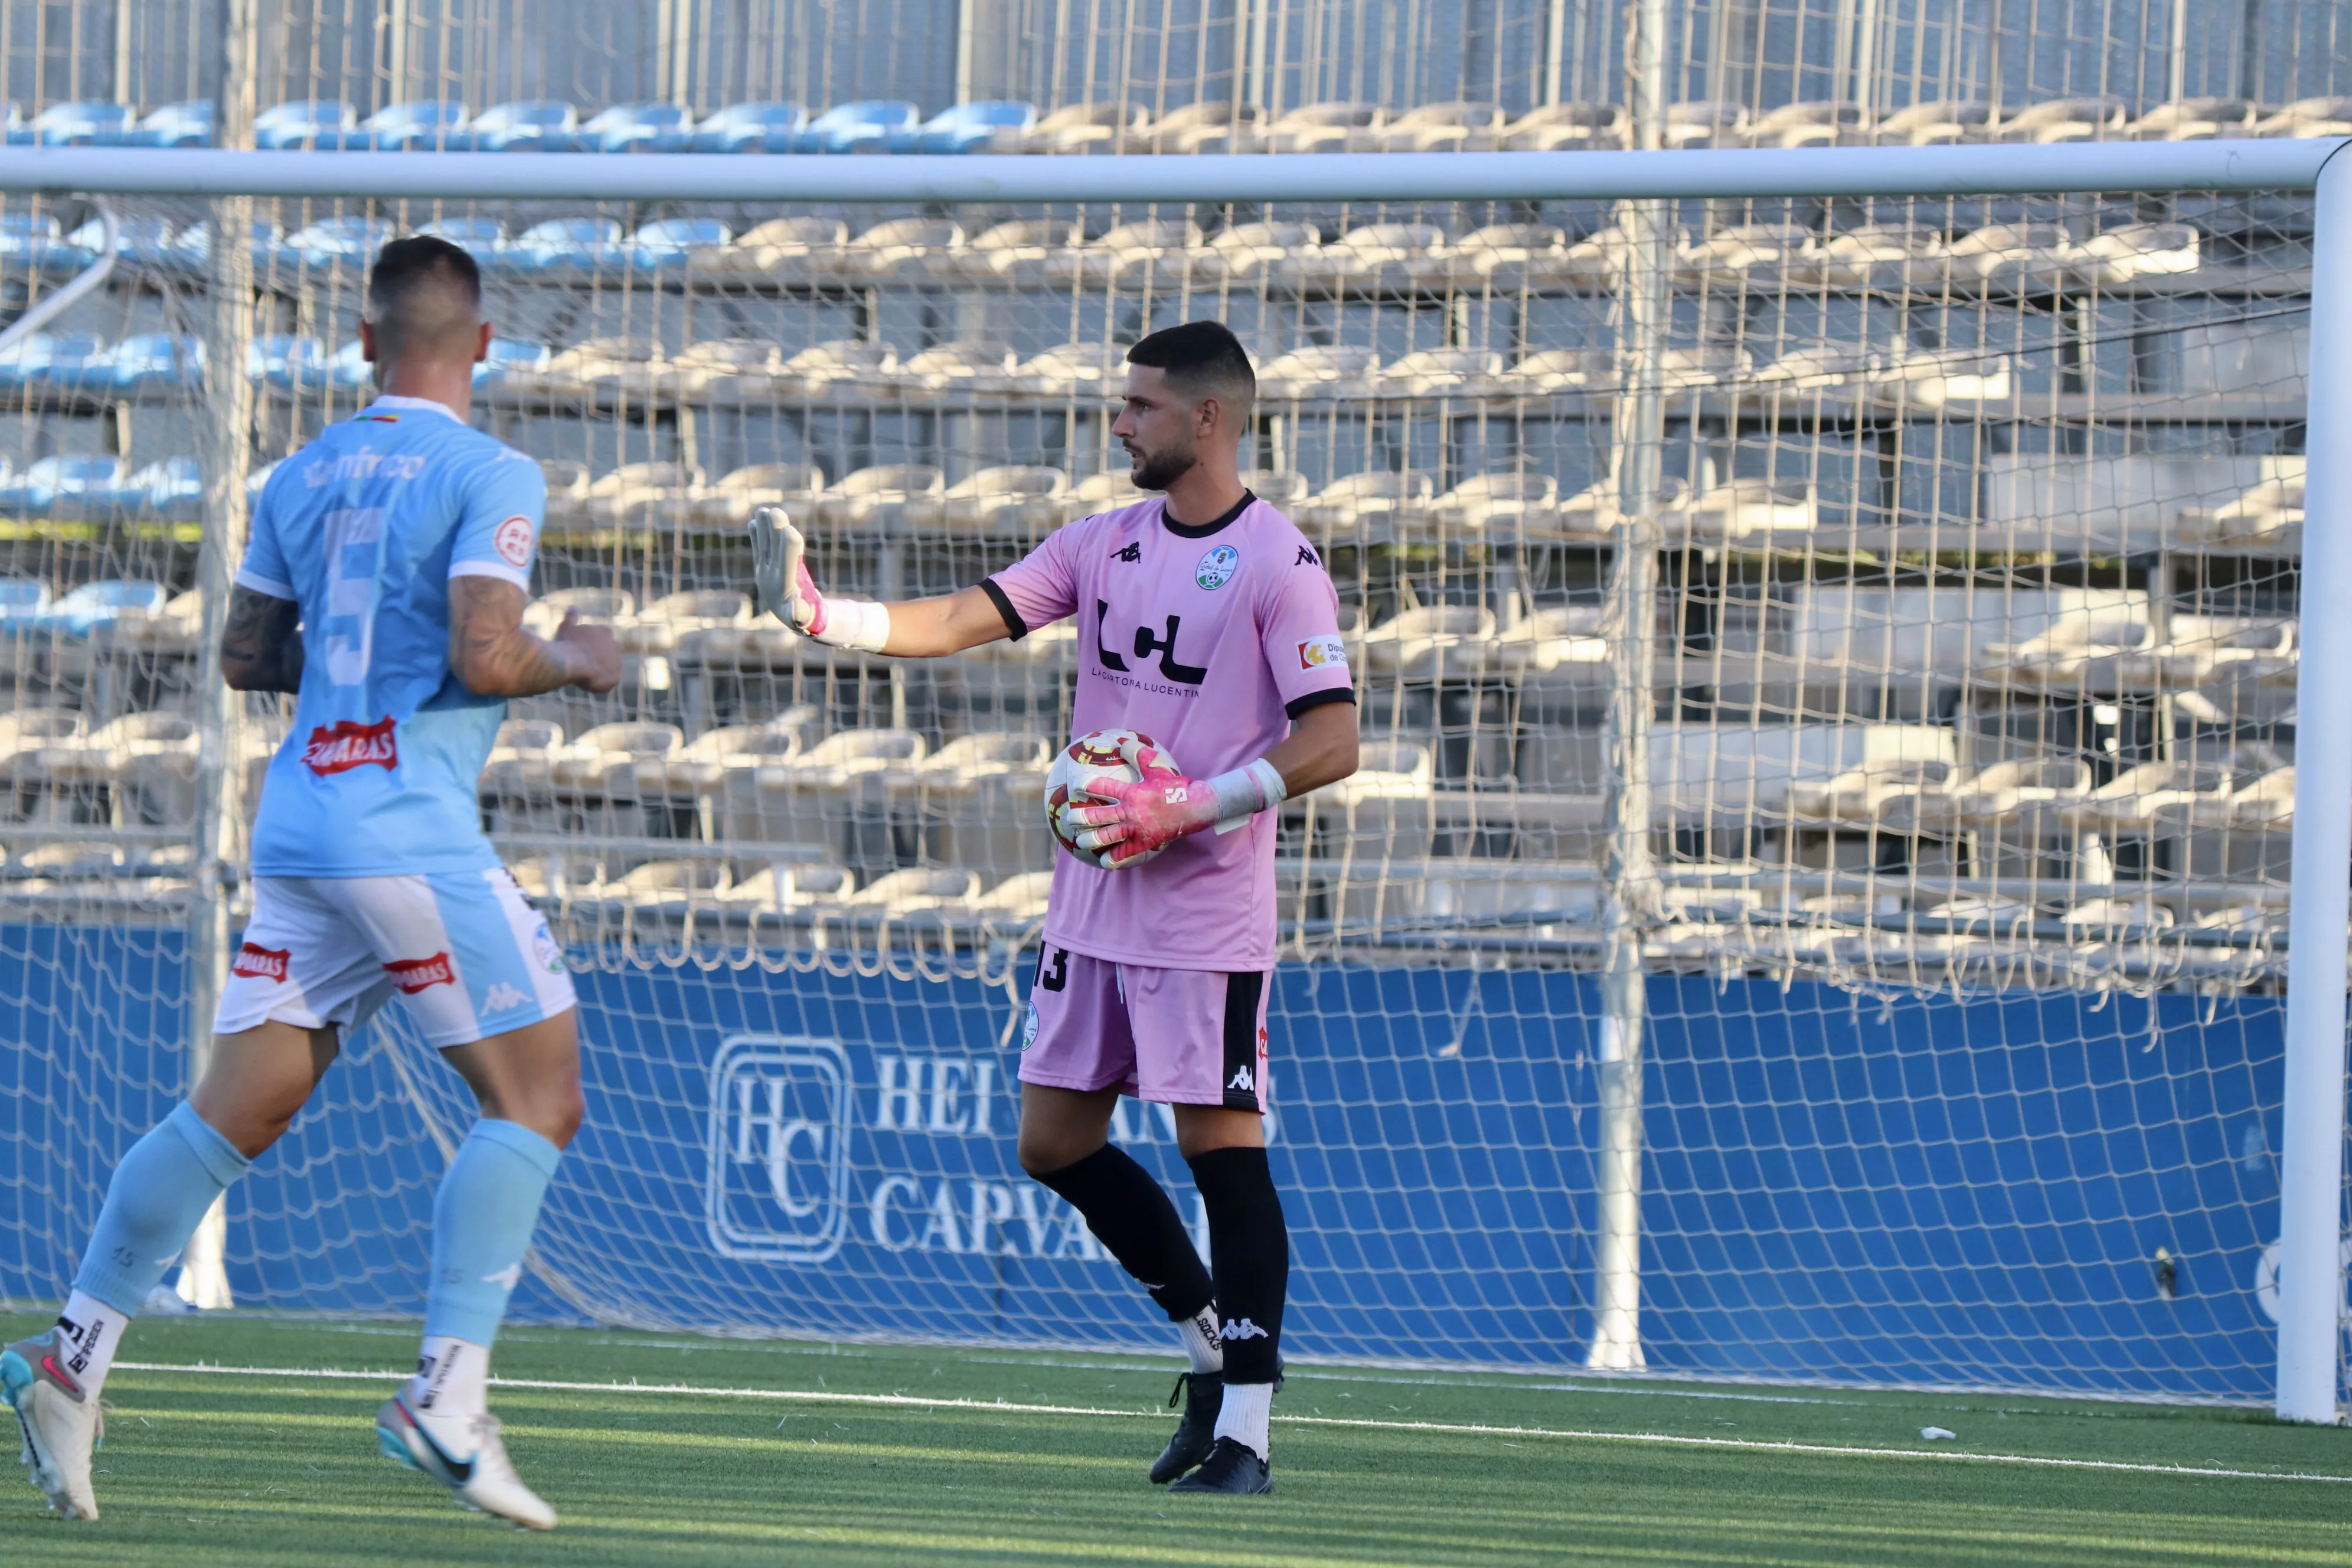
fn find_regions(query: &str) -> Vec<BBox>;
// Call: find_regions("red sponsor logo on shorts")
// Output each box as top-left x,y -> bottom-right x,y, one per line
303,716 -> 397,775
231,942 -> 290,982
383,952 -> 455,993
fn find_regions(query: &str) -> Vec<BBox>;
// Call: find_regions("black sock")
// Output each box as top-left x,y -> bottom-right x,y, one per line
1187,1145 -> 1288,1385
1032,1144 -> 1215,1322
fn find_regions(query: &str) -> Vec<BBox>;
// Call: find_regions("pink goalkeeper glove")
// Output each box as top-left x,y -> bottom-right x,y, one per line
1061,747 -> 1288,869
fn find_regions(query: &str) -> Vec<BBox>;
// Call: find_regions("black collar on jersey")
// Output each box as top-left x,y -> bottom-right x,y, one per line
1161,489 -> 1255,539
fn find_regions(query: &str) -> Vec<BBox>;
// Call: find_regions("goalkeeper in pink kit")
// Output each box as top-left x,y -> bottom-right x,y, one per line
750,321 -> 1357,1494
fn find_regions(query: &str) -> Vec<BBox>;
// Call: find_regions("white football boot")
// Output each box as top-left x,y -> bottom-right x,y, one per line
1,1329 -> 103,1520
374,1393 -> 557,1531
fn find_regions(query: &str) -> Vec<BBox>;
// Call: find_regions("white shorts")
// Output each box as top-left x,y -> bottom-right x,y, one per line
217,868 -> 577,1049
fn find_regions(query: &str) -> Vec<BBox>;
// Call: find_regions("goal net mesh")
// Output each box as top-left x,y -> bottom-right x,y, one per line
0,175 -> 2317,1402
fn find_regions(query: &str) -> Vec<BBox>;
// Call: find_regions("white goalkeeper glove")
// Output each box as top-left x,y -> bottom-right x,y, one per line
749,506 -> 891,653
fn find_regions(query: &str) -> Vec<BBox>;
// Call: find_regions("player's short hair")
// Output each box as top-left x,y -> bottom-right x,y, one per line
365,235 -> 483,366
1128,320 -> 1255,425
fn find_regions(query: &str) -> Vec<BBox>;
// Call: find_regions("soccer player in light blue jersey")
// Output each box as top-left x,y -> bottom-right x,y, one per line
2,237 -> 619,1530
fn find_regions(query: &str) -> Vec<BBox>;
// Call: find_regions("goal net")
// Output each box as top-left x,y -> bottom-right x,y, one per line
0,154 -> 2330,1404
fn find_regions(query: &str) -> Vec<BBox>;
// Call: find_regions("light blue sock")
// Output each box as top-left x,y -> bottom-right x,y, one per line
73,1102 -> 252,1316
424,1119 -> 563,1345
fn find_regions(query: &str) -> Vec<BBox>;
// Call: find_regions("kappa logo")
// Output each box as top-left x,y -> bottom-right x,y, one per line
481,982 -> 529,1014
482,1262 -> 523,1292
1110,540 -> 1142,563
1293,544 -> 1321,567
302,716 -> 398,775
493,514 -> 534,568
1227,1063 -> 1255,1094
231,942 -> 291,982
1217,1318 -> 1270,1341
383,952 -> 455,993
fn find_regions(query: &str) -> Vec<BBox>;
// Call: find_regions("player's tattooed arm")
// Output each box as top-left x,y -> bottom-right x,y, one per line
219,585 -> 305,693
449,576 -> 623,697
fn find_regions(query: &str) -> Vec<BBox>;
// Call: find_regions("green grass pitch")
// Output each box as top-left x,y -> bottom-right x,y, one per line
5,1312 -> 2350,1566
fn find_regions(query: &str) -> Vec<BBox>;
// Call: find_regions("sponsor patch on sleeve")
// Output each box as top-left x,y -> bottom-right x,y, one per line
1296,635 -> 1348,671
494,514 -> 535,568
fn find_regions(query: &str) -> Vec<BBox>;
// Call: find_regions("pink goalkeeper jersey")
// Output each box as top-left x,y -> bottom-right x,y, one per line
985,491 -> 1355,971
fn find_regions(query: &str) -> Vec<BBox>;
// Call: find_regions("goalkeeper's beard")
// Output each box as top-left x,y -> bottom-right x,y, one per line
1126,438 -> 1198,493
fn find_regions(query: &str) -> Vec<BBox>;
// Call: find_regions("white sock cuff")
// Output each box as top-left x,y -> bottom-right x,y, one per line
1213,1377 -> 1273,1458
1178,1307 -> 1224,1374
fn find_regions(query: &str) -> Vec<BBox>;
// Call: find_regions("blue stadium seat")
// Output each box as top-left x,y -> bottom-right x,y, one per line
280,215 -> 394,269
0,577 -> 45,622
323,341 -> 372,389
253,100 -> 358,149
111,334 -> 204,393
903,101 -> 1035,153
457,100 -> 578,151
0,334 -> 58,392
798,100 -> 919,153
630,218 -> 727,269
511,217 -> 625,272
128,99 -> 212,147
579,103 -> 693,153
417,217 -> 508,267
126,457 -> 202,521
30,101 -> 135,146
35,335 -> 114,398
37,579 -> 168,633
248,334 -> 326,388
67,215 -> 179,270
9,458 -> 126,519
0,213 -> 64,269
0,103 -> 24,146
169,217 -> 282,272
691,102 -> 805,152
360,99 -> 468,149
475,338 -> 551,388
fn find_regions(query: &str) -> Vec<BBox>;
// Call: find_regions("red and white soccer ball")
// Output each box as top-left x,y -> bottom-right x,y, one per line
1044,727 -> 1181,870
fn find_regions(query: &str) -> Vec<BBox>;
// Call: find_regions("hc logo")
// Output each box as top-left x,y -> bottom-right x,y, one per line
705,1035 -> 852,1263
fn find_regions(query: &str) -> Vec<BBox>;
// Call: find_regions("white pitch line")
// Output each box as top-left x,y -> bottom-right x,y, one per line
117,1361 -> 2351,1486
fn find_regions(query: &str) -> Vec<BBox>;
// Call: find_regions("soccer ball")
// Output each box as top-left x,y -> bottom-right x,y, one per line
1044,727 -> 1181,870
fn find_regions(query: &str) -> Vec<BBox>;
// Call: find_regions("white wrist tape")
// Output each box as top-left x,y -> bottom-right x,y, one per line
809,596 -> 891,653
1207,756 -> 1288,834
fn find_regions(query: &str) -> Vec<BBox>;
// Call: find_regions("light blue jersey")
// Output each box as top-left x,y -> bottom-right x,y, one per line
239,394 -> 545,877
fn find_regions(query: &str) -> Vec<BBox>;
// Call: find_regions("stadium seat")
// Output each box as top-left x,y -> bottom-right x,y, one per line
457,100 -> 578,151
1237,468 -> 1311,507
1185,220 -> 1320,280
1981,607 -> 2157,687
1256,345 -> 1380,400
2145,615 -> 2297,687
1145,100 -> 1261,154
0,706 -> 80,799
906,466 -> 1068,533
1870,100 -> 1993,144
1452,223 -> 1599,286
1322,737 -> 1438,880
1016,340 -> 1128,396
715,216 -> 850,277
1678,223 -> 1816,285
1263,101 -> 1380,153
1742,101 -> 1867,148
1297,221 -> 1448,288
886,731 -> 1052,875
1995,96 -> 2127,143
1498,603 -> 1609,690
582,462 -> 704,525
535,335 -> 661,398
972,870 -> 1053,920
1357,603 -> 1497,677
1434,472 -> 1560,534
896,340 -> 1020,394
1507,347 -> 1616,393
692,463 -> 827,525
1667,479 -> 1815,544
112,334 -> 204,393
126,459 -> 203,522
779,338 -> 897,394
2073,221 -> 2199,283
358,99 -> 468,149
853,867 -> 982,913
2128,97 -> 2257,140
1297,469 -> 1434,534
691,102 -> 807,152
128,99 -> 213,147
1500,102 -> 1624,151
583,859 -> 733,917
817,465 -> 945,528
1061,469 -> 1147,521
2062,757 -> 2238,834
510,217 -> 626,273
720,727 -> 927,851
1787,750 -> 1963,824
853,216 -> 965,277
1383,348 -> 1506,396
30,101 -> 135,146
718,861 -> 856,914
579,103 -> 693,153
14,458 -> 126,520
539,460 -> 593,527
1022,101 -> 1148,153
629,217 -> 729,269
525,587 -> 633,638
2258,96 -> 2352,137
34,710 -> 199,825
253,100 -> 357,149
1363,100 -> 1506,152
908,100 -> 1036,153
953,220 -> 1084,282
1665,100 -> 1748,147
1791,224 -> 1946,286
659,339 -> 783,398
798,100 -> 919,153
473,337 -> 552,391
619,590 -> 753,658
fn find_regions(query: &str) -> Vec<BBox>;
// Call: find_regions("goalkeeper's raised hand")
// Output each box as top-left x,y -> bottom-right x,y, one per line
748,506 -> 891,652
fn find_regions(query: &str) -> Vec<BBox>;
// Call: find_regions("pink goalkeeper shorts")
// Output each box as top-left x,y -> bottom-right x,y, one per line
1017,943 -> 1272,1111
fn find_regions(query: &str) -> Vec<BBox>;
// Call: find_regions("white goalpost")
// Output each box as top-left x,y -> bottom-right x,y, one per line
0,130 -> 2344,1416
